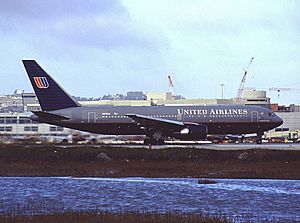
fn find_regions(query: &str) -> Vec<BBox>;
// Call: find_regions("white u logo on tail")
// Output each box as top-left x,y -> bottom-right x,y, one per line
34,77 -> 49,89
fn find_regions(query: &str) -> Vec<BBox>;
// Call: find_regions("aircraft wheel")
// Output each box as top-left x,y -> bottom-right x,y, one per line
90,138 -> 97,144
61,138 -> 68,144
240,135 -> 245,143
256,132 -> 263,144
157,138 -> 165,145
150,138 -> 158,145
256,139 -> 262,144
144,137 -> 151,145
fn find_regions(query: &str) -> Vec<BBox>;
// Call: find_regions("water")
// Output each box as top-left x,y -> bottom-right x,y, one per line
0,177 -> 300,222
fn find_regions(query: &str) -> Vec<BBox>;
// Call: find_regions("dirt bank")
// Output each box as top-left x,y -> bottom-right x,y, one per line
0,144 -> 300,179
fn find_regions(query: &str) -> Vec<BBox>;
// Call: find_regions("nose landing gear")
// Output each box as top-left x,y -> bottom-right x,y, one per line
256,132 -> 263,144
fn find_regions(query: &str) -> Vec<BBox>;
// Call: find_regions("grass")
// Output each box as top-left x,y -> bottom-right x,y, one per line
0,144 -> 300,179
0,199 -> 232,222
0,211 -> 232,223
0,198 -> 294,223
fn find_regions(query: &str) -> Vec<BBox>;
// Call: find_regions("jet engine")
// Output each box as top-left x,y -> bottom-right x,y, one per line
179,124 -> 208,140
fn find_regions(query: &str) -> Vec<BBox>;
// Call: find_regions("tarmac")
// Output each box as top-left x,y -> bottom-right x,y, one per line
58,142 -> 300,151
116,143 -> 300,150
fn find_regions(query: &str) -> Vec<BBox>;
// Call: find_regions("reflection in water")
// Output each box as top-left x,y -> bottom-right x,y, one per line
0,177 -> 299,222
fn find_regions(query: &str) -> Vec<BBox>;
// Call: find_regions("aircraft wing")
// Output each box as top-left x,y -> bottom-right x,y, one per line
126,114 -> 199,131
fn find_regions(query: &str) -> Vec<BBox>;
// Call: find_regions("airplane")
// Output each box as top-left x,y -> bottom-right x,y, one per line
22,60 -> 283,145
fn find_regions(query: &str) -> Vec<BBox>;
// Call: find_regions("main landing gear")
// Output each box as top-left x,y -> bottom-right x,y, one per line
143,131 -> 165,148
144,137 -> 165,146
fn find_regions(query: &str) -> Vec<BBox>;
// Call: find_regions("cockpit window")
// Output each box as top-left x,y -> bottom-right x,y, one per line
269,112 -> 275,116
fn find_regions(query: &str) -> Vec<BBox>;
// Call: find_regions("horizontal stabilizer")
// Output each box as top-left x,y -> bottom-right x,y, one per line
32,111 -> 71,121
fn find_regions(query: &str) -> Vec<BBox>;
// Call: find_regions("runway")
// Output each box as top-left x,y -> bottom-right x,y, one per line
58,142 -> 300,151
115,143 -> 300,150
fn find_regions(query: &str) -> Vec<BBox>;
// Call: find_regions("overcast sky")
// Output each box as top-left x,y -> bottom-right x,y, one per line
0,0 -> 299,105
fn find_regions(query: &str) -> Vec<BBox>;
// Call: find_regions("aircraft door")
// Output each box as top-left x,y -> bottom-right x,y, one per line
88,112 -> 96,123
251,111 -> 259,122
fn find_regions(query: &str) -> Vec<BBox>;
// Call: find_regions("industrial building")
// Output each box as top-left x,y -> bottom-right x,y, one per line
0,112 -> 71,143
266,106 -> 300,141
243,90 -> 271,108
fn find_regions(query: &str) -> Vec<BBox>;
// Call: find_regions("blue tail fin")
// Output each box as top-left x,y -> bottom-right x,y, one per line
22,60 -> 80,111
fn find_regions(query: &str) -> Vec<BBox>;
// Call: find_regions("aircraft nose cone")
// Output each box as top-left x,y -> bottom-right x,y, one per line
275,116 -> 283,126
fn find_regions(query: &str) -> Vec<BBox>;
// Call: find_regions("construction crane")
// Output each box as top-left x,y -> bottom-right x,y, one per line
268,87 -> 291,92
235,57 -> 254,103
268,87 -> 299,102
167,75 -> 175,99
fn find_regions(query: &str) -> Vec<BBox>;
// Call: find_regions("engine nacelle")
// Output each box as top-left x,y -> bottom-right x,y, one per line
179,124 -> 207,140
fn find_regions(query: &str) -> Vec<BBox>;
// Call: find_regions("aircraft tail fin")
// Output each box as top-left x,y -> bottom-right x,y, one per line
22,60 -> 80,111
